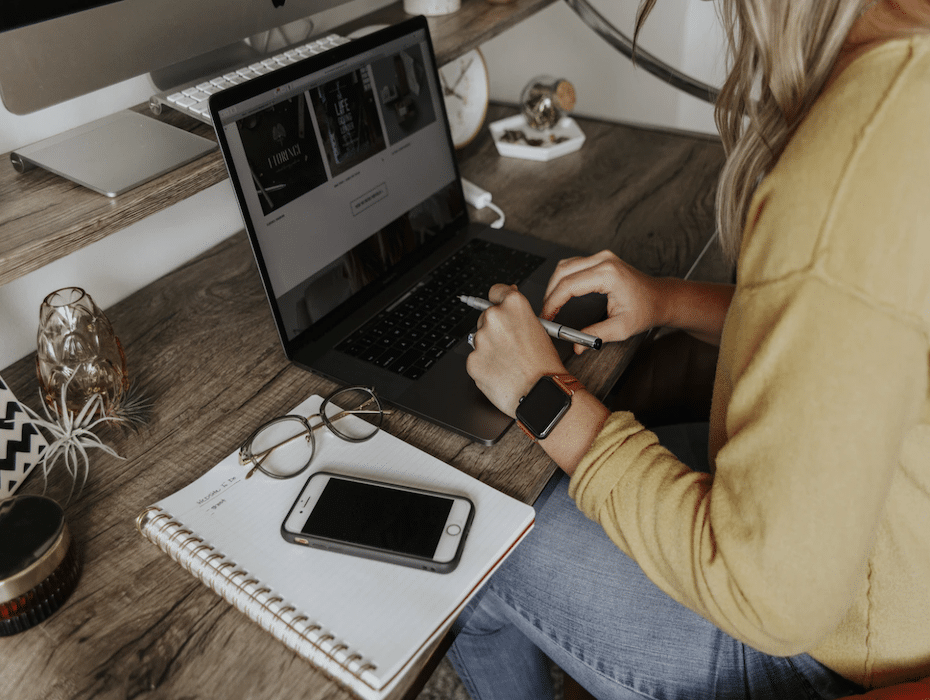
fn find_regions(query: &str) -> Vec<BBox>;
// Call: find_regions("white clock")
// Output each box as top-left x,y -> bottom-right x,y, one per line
438,49 -> 490,149
403,0 -> 461,14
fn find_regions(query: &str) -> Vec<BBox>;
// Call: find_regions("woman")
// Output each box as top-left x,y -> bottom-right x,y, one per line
449,1 -> 930,698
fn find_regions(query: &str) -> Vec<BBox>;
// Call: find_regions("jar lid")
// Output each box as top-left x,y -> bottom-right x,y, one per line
0,494 -> 65,586
554,80 -> 576,112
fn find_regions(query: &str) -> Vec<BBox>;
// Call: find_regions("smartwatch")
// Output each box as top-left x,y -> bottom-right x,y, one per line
515,373 -> 583,441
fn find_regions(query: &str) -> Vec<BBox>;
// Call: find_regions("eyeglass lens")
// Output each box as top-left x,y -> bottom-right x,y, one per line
243,387 -> 383,479
247,415 -> 315,479
321,387 -> 383,442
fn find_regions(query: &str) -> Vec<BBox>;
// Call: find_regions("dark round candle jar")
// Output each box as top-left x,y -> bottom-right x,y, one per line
0,495 -> 82,635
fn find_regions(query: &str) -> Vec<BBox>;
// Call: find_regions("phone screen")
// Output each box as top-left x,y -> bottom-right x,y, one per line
299,478 -> 455,558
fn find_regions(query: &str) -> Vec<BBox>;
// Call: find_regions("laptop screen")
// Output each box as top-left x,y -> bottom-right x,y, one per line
215,21 -> 465,345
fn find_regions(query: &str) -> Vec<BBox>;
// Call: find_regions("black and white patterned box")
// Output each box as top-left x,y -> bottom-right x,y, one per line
1,375 -> 47,499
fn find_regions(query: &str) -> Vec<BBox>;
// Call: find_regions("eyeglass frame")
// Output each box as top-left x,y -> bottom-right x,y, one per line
237,386 -> 390,480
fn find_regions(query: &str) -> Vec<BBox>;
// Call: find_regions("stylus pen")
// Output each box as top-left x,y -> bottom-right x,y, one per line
457,295 -> 603,350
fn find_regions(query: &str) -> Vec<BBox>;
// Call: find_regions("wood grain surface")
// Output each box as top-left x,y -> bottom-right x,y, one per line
0,104 -> 724,700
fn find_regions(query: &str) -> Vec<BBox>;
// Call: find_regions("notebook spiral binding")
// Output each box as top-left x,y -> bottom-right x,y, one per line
135,506 -> 378,684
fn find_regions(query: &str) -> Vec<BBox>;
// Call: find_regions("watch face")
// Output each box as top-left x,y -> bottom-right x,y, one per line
516,376 -> 572,440
438,50 -> 489,148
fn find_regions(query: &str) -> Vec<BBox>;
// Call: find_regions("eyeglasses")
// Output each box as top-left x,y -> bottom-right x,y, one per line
238,387 -> 390,480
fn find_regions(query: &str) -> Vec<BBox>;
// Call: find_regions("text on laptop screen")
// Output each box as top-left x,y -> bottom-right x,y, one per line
217,29 -> 461,343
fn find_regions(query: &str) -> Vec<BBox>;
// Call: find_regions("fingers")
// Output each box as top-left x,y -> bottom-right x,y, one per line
466,285 -> 566,415
544,251 -> 614,300
576,317 -> 635,345
546,250 -> 617,288
473,284 -> 531,347
542,254 -> 620,321
487,283 -> 519,305
541,250 -> 661,343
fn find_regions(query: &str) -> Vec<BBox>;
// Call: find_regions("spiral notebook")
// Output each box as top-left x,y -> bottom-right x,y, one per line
136,394 -> 535,700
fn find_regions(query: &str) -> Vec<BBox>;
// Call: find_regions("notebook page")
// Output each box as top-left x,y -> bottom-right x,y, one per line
146,395 -> 535,693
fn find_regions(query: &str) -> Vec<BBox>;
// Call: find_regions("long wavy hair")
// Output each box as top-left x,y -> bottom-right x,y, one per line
635,1 -> 870,262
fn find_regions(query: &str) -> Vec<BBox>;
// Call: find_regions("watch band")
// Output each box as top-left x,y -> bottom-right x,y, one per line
516,373 -> 583,441
547,373 -> 583,397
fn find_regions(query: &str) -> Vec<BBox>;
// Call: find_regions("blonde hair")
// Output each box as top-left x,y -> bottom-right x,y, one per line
635,1 -> 869,262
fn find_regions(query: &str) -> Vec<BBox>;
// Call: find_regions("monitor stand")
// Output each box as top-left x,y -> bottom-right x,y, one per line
10,110 -> 216,197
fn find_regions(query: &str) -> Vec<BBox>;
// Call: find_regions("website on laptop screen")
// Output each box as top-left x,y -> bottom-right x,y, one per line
217,28 -> 461,342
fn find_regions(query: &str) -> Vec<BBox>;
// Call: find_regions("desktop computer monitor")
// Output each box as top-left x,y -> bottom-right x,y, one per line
0,0 -> 366,194
0,0 -> 357,115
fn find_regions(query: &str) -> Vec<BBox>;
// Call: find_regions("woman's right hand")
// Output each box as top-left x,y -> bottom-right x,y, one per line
542,250 -> 663,349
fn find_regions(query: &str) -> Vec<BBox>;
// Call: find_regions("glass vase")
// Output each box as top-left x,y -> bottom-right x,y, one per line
36,287 -> 128,417
520,76 -> 577,131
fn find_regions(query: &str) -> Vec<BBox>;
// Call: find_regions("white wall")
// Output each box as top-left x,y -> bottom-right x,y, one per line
0,77 -> 244,371
483,0 -> 724,133
0,0 -> 725,370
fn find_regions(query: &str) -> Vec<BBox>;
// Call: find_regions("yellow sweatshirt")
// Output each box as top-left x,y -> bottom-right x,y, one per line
570,36 -> 930,689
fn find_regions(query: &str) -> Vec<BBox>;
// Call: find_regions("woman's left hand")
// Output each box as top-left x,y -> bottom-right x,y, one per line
465,283 -> 568,417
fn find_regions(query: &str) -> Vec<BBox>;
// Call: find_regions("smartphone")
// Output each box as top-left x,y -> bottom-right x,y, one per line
281,471 -> 474,573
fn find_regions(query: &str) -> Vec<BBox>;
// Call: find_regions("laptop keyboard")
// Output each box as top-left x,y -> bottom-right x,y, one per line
149,33 -> 351,124
337,239 -> 545,379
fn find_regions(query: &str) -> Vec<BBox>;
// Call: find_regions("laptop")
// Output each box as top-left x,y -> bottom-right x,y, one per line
210,15 -> 605,445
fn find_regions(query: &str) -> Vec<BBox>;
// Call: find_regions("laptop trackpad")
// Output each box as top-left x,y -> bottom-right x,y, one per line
399,356 -> 512,445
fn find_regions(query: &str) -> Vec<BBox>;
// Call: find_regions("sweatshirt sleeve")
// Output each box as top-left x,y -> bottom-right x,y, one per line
569,278 -> 927,655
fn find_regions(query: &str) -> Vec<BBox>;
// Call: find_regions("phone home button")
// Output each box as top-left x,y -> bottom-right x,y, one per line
446,524 -> 462,536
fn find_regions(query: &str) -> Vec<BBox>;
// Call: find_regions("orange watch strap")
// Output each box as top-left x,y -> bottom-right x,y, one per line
549,373 -> 582,397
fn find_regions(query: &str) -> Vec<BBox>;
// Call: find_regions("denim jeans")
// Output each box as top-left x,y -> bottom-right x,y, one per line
447,423 -> 864,700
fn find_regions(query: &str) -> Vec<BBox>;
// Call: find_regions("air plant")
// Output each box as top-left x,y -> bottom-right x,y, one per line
110,380 -> 154,431
21,373 -> 125,503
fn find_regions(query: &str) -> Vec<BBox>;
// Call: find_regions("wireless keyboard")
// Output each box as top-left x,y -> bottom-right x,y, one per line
149,33 -> 351,124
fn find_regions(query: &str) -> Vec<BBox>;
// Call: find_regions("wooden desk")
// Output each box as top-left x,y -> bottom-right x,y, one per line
0,103 -> 724,699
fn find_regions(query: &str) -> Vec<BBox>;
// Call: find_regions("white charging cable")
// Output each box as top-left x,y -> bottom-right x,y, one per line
462,178 -> 505,229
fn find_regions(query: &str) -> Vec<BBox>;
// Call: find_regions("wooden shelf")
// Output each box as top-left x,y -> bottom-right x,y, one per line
0,0 -> 557,288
